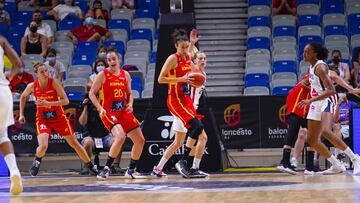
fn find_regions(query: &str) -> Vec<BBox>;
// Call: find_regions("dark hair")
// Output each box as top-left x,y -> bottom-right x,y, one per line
352,47 -> 360,63
46,47 -> 57,56
96,45 -> 107,55
331,49 -> 341,57
171,29 -> 189,44
33,62 -> 45,73
33,9 -> 41,14
93,0 -> 102,6
309,42 -> 329,61
93,59 -> 107,74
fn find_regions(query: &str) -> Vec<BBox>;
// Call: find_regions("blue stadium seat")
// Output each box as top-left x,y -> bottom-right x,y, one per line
75,41 -> 99,55
0,22 -> 8,35
4,2 -> 16,19
7,28 -> 23,54
298,15 -> 321,26
58,19 -> 82,30
245,73 -> 269,88
14,11 -> 33,24
297,0 -> 319,5
272,61 -> 297,73
103,41 -> 125,57
72,54 -> 96,66
247,37 -> 270,50
10,22 -> 28,33
66,91 -> 84,101
108,19 -> 131,35
248,0 -> 271,6
131,76 -> 143,95
324,25 -> 346,36
272,86 -> 293,95
320,0 -> 344,16
75,0 -> 88,14
248,16 -> 270,27
150,52 -> 157,63
298,35 -> 322,53
154,29 -> 159,40
130,28 -> 153,45
348,13 -> 360,36
135,8 -> 158,20
273,26 -> 296,37
137,0 -> 159,10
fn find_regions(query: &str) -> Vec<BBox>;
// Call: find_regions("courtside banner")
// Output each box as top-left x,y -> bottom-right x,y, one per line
137,108 -> 223,172
259,96 -> 287,148
206,96 -> 261,149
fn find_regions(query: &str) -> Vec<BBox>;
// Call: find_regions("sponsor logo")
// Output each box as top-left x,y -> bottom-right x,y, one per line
278,104 -> 287,125
65,107 -> 76,127
224,104 -> 240,127
157,115 -> 175,139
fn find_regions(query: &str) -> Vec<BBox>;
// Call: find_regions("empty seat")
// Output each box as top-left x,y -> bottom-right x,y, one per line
273,26 -> 296,37
273,36 -> 297,49
298,15 -> 321,26
109,29 -> 128,44
322,13 -> 345,27
272,86 -> 293,95
320,0 -> 344,16
103,40 -> 125,57
272,78 -> 297,88
272,61 -> 297,73
272,15 -> 295,27
21,54 -> 43,67
298,25 -> 322,38
245,73 -> 269,87
244,86 -> 270,96
68,65 -> 92,75
325,35 -> 349,47
273,48 -> 297,62
246,48 -> 271,62
132,18 -> 155,32
248,16 -> 270,27
297,4 -> 319,15
127,39 -> 151,53
108,19 -> 131,34
247,26 -> 271,38
324,25 -> 347,36
248,5 -> 271,17
111,9 -> 133,21
247,37 -> 270,50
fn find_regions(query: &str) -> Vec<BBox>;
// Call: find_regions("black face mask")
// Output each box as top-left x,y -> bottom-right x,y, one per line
34,17 -> 42,24
30,26 -> 37,33
333,57 -> 340,64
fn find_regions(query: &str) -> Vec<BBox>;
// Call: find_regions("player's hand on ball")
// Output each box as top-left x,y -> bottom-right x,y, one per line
18,115 -> 26,124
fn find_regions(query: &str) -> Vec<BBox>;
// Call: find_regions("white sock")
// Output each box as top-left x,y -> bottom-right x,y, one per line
4,154 -> 20,177
327,155 -> 341,166
344,147 -> 356,160
192,158 -> 201,169
156,157 -> 168,169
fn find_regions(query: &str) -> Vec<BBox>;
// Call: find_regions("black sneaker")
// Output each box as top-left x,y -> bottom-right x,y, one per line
89,165 -> 98,176
185,168 -> 208,178
276,162 -> 297,175
29,159 -> 41,176
175,160 -> 189,178
198,169 -> 209,177
97,166 -> 110,180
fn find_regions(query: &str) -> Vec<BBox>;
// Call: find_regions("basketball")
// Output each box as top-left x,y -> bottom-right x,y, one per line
188,69 -> 206,88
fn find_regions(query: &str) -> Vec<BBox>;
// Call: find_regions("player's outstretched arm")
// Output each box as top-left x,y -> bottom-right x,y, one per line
19,83 -> 34,124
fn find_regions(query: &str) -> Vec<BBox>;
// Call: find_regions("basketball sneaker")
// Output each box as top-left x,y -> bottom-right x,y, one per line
277,163 -> 297,175
97,166 -> 110,180
152,166 -> 167,177
304,166 -> 321,175
175,160 -> 189,178
290,157 -> 298,168
351,154 -> 360,175
125,168 -> 147,179
10,173 -> 23,195
89,165 -> 98,176
185,168 -> 208,178
317,163 -> 346,175
29,159 -> 41,176
198,169 -> 209,177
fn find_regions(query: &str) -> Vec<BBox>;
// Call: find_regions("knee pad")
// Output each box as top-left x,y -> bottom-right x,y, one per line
186,118 -> 203,140
0,133 -> 10,145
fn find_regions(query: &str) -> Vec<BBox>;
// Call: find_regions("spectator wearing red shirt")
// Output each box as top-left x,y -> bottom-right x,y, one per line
67,16 -> 112,45
272,0 -> 296,16
8,68 -> 34,93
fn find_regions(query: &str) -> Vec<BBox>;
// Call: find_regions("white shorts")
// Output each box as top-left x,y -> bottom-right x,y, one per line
307,99 -> 327,121
0,85 -> 14,134
171,114 -> 187,133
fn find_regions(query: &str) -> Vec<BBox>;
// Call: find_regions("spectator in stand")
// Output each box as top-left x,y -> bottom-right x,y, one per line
47,0 -> 83,22
21,20 -> 48,57
8,67 -> 34,93
329,50 -> 351,84
96,45 -> 107,60
352,47 -> 360,87
44,48 -> 66,82
67,15 -> 112,45
29,0 -> 59,11
87,0 -> 109,24
88,59 -> 107,88
0,0 -> 11,26
112,0 -> 135,9
272,0 -> 296,16
24,10 -> 54,45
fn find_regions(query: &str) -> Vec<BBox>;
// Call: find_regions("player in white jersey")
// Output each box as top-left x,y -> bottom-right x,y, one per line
152,51 -> 208,178
0,35 -> 23,195
298,42 -> 360,175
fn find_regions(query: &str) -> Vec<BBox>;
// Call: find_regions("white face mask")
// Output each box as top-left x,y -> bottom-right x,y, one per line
96,65 -> 105,73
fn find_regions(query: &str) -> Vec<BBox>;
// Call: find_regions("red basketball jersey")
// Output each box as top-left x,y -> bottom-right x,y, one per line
33,78 -> 65,119
286,74 -> 310,118
99,68 -> 128,112
167,53 -> 192,97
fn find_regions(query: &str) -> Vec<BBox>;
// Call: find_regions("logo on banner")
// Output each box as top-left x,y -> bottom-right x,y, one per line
224,104 -> 240,127
157,116 -> 175,139
65,108 -> 76,127
278,104 -> 287,125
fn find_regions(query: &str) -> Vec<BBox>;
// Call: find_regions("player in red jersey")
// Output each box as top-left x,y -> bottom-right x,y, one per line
157,29 -> 208,178
89,47 -> 145,180
19,63 -> 98,176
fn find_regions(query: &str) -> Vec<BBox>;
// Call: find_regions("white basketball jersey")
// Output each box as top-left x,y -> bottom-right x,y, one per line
0,45 -> 8,86
190,85 -> 205,110
309,60 -> 327,98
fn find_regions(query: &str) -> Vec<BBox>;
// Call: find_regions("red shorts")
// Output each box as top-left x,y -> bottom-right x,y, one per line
167,94 -> 196,127
36,114 -> 74,136
101,110 -> 140,133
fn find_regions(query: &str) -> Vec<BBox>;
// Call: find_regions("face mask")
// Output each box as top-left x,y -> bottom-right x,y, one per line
333,57 -> 340,64
84,17 -> 94,25
30,26 -> 37,33
96,65 -> 105,73
18,68 -> 24,75
46,56 -> 56,64
98,52 -> 106,59
34,17 -> 42,24
0,3 -> 4,10
64,0 -> 72,6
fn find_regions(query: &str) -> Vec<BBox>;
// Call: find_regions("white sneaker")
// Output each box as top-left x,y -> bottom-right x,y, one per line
304,169 -> 316,175
351,154 -> 360,175
276,164 -> 297,175
290,157 -> 298,168
10,173 -> 23,195
317,164 -> 346,175
125,168 -> 148,179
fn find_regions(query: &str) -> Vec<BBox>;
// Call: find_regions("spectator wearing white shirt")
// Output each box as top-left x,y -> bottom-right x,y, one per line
44,48 -> 66,82
24,10 -> 54,45
329,50 -> 351,84
47,0 -> 83,22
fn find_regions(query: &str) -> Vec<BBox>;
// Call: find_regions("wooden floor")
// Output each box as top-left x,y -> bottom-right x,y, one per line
1,171 -> 360,203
